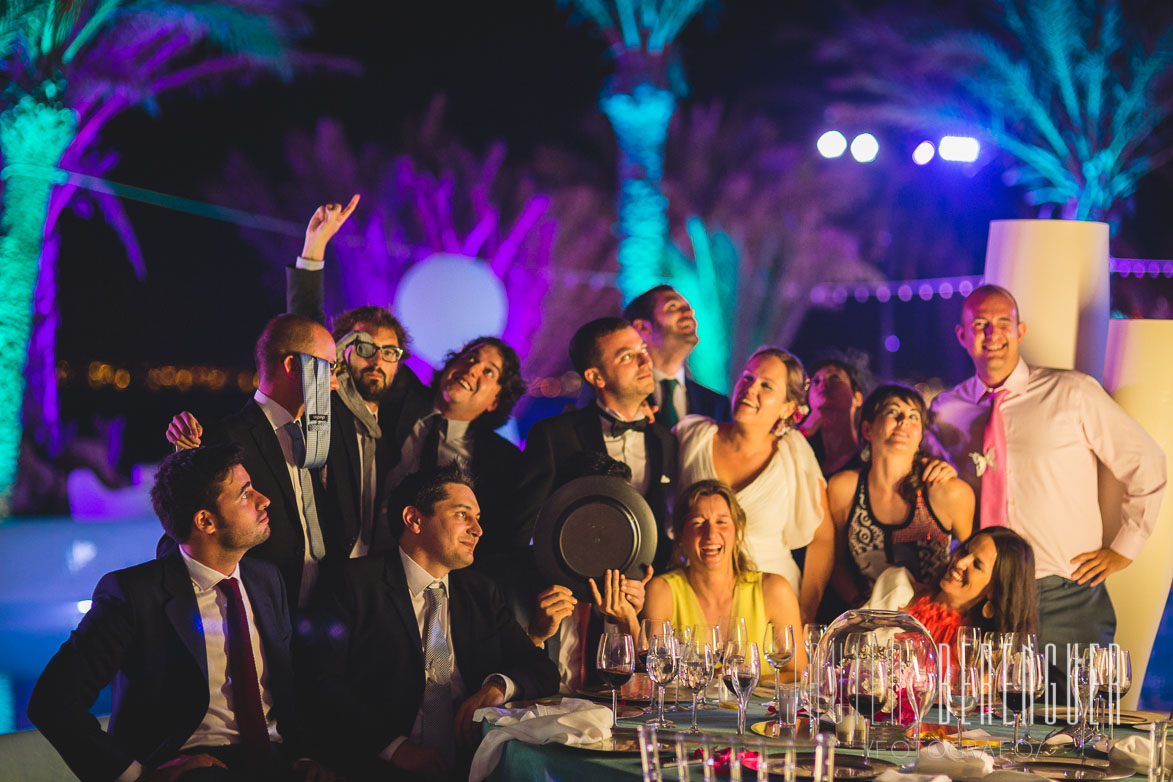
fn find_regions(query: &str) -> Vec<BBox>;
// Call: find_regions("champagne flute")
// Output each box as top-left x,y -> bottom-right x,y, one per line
1097,646 -> 1132,742
765,622 -> 796,733
998,644 -> 1040,749
804,623 -> 827,671
646,632 -> 678,728
726,640 -> 762,735
597,631 -> 636,728
904,651 -> 938,759
678,639 -> 715,734
705,620 -> 727,708
957,625 -> 982,669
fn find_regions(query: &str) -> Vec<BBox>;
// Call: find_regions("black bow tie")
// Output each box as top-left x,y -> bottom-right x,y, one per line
599,410 -> 648,437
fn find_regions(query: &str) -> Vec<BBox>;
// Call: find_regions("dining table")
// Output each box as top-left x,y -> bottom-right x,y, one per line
481,685 -> 1169,781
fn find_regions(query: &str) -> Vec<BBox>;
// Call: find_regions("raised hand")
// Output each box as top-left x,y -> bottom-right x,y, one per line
589,569 -> 641,639
527,585 -> 577,646
301,194 -> 360,262
166,411 -> 202,450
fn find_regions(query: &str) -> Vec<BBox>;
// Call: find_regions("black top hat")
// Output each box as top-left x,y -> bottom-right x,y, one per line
533,475 -> 658,601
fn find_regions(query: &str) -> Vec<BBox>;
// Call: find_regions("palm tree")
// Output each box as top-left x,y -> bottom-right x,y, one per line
560,0 -> 710,302
0,0 -> 332,510
820,0 -> 1173,224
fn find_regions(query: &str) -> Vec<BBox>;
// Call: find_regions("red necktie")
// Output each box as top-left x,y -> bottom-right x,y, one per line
979,389 -> 1008,528
218,578 -> 270,752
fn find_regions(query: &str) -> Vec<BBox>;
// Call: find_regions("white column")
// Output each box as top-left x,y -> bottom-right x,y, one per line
983,219 -> 1110,380
1100,319 -> 1173,710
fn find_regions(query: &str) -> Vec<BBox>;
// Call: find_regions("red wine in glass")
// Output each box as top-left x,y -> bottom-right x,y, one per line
599,667 -> 634,689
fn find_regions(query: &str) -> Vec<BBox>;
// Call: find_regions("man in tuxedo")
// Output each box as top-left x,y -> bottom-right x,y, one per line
624,284 -> 731,424
304,465 -> 559,780
28,445 -> 334,782
516,317 -> 678,569
166,314 -> 338,608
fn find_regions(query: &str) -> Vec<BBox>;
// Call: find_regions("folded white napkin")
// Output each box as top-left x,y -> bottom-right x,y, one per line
469,698 -> 613,781
910,742 -> 997,778
981,771 -> 1053,782
1109,734 -> 1173,774
876,770 -> 949,782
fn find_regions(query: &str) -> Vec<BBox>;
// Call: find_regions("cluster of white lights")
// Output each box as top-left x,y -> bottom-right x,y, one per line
817,131 -> 878,163
818,131 -> 981,165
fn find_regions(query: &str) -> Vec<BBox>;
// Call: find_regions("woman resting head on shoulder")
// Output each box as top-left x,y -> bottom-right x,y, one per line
865,527 -> 1038,648
642,479 -> 808,678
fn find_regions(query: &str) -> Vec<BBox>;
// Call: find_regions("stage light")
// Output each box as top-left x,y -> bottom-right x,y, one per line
76,600 -> 92,614
913,141 -> 935,165
816,131 -> 848,159
884,335 -> 901,352
939,136 -> 980,162
850,133 -> 879,163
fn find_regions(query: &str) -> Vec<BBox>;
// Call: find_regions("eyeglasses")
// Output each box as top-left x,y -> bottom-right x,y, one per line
352,341 -> 404,363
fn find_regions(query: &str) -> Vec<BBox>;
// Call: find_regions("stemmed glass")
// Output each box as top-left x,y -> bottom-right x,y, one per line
765,622 -> 796,733
846,647 -> 888,757
646,631 -> 679,728
804,623 -> 827,670
998,644 -> 1042,749
800,663 -> 835,737
904,649 -> 938,759
1070,647 -> 1099,754
1096,646 -> 1132,742
703,620 -> 727,708
945,651 -> 981,748
677,639 -> 715,734
725,640 -> 762,735
597,631 -> 636,728
639,620 -> 672,714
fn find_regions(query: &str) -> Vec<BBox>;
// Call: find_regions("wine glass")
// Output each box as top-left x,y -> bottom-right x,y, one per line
804,623 -> 827,670
704,620 -> 727,708
646,632 -> 678,728
904,650 -> 938,759
1070,647 -> 1098,754
1096,646 -> 1132,742
597,631 -> 636,728
677,639 -> 715,734
639,619 -> 672,714
765,622 -> 796,733
998,644 -> 1041,749
800,663 -> 836,738
957,625 -> 982,668
946,657 -> 981,748
725,640 -> 761,735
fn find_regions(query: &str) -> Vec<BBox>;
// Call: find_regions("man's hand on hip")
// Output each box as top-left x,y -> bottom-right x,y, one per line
1070,547 -> 1132,587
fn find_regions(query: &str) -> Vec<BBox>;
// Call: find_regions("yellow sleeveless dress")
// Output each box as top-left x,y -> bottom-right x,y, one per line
660,569 -> 773,672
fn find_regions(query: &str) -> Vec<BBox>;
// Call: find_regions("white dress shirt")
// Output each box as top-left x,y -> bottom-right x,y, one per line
385,411 -> 474,495
254,390 -> 318,606
652,366 -> 688,422
597,402 -> 650,495
930,359 -> 1167,580
381,548 -> 515,761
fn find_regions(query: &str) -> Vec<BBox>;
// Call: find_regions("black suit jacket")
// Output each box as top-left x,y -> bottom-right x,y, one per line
686,377 -> 732,422
304,551 -> 559,767
28,551 -> 302,782
382,384 -> 524,563
516,405 -> 678,570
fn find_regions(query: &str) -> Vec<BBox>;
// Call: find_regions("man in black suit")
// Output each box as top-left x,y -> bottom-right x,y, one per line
28,445 -> 334,782
624,284 -> 731,425
517,317 -> 678,569
166,315 -> 338,609
304,465 -> 559,780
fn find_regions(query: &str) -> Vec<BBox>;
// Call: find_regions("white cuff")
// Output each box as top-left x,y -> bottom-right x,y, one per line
484,673 -> 517,702
295,256 -> 324,271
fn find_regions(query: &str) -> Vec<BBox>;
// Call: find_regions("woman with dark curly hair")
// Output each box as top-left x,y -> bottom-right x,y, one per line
828,384 -> 975,607
675,347 -> 834,623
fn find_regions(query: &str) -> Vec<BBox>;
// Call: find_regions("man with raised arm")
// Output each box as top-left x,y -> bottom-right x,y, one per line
930,284 -> 1166,654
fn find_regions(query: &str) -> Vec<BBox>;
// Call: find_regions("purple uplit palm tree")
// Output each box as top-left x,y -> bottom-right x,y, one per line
210,100 -> 554,379
0,0 -> 333,509
560,0 -> 711,303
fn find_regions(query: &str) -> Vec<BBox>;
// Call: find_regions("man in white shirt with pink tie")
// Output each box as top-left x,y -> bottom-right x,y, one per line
930,285 -> 1166,658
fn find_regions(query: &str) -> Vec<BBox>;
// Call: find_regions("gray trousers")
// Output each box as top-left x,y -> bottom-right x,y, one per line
1036,575 -> 1116,704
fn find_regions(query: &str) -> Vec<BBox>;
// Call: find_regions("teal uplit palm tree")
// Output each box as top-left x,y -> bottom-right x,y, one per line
561,0 -> 710,302
0,0 -> 325,511
821,0 -> 1173,223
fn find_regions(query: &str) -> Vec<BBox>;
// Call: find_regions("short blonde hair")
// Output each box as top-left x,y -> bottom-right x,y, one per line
670,480 -> 756,577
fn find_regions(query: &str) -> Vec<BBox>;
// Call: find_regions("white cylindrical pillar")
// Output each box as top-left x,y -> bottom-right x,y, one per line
1100,319 -> 1173,710
984,219 -> 1110,380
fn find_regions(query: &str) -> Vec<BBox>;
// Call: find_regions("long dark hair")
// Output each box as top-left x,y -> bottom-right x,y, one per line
963,528 -> 1038,635
859,384 -> 928,504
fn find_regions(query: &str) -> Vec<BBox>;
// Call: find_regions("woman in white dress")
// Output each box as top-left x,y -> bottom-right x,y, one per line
675,347 -> 834,622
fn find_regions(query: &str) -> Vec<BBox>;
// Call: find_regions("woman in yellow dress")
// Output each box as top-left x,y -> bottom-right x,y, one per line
642,479 -> 807,678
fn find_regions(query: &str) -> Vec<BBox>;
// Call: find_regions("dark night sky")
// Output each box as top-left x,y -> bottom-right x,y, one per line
50,0 -> 1172,463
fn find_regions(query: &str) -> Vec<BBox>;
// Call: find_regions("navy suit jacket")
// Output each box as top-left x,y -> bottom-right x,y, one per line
28,551 -> 302,782
685,377 -> 732,422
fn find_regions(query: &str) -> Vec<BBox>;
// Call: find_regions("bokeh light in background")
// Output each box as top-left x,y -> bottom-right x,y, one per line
912,141 -> 936,165
816,130 -> 848,158
850,132 -> 879,163
939,135 -> 981,162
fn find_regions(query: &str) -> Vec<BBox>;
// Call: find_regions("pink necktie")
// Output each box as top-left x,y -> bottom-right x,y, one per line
979,389 -> 1008,528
